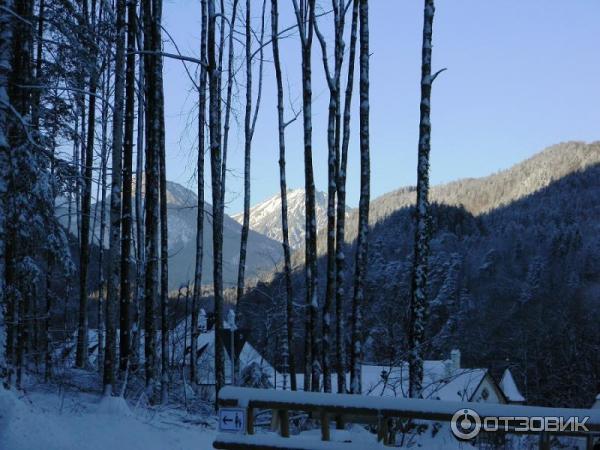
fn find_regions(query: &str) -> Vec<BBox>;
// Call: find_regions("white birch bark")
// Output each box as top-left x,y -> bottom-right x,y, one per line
105,0 -> 127,395
208,0 -> 225,403
408,0 -> 437,399
350,0 -> 369,395
191,0 -> 208,386
271,0 -> 297,392
335,0 -> 358,395
292,0 -> 320,393
237,0 -> 266,306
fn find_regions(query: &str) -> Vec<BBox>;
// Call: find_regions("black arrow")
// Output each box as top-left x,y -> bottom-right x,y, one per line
222,415 -> 233,425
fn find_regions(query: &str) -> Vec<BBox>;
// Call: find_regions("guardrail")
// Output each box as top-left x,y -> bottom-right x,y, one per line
213,386 -> 600,449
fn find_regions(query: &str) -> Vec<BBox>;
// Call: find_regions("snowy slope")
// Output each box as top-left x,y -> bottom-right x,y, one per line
56,180 -> 283,289
0,388 -> 217,450
232,188 -> 332,249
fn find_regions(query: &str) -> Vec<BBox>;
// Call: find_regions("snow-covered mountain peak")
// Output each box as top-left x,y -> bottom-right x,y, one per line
232,188 -> 329,249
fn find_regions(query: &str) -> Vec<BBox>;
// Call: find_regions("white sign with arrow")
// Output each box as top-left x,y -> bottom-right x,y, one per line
218,408 -> 245,434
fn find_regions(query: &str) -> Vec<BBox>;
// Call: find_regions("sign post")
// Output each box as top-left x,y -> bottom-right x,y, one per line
218,408 -> 245,434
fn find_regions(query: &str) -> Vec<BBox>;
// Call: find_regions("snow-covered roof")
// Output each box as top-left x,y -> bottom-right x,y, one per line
276,361 -> 491,403
500,368 -> 525,403
362,362 -> 488,402
195,330 -> 276,385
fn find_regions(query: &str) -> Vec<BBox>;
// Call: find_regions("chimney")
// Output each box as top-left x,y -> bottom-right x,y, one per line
451,349 -> 461,371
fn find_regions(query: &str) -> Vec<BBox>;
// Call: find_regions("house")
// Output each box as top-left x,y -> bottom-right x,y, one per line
194,310 -> 277,400
499,367 -> 526,404
276,349 -> 525,406
56,310 -> 274,402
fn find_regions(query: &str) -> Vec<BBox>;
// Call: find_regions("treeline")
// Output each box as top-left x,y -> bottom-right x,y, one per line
0,0 -> 450,407
242,142 -> 600,407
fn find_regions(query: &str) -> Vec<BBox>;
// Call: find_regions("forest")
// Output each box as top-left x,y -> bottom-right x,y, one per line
1,0 -> 599,448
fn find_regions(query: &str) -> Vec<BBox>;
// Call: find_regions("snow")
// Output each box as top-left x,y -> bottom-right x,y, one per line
275,361 -> 489,404
214,426 -> 384,449
500,368 -> 526,403
218,386 -> 600,428
96,395 -> 133,417
0,387 -> 217,450
231,188 -> 331,249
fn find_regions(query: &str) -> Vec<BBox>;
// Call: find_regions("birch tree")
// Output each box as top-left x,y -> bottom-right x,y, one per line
408,0 -> 442,398
76,0 -> 100,369
350,0 -> 370,395
120,0 -> 138,373
97,53 -> 111,373
143,0 -> 160,392
219,0 -> 238,210
157,34 -> 168,405
133,5 -> 146,370
270,0 -> 297,392
207,0 -> 225,402
314,0 -> 348,393
292,0 -> 320,392
236,0 -> 266,305
105,0 -> 127,395
191,0 -> 208,386
335,0 -> 358,394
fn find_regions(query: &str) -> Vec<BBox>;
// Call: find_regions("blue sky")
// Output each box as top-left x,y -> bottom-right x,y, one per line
160,0 -> 600,214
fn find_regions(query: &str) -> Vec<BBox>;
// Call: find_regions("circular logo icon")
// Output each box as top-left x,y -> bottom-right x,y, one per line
451,408 -> 481,440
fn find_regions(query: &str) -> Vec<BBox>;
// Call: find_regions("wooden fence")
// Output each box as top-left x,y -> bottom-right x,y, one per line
213,386 -> 600,449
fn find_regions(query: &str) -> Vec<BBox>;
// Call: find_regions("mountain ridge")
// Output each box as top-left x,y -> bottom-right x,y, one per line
232,188 -> 330,249
239,140 -> 600,408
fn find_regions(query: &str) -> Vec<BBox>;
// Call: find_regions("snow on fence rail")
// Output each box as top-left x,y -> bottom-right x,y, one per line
213,386 -> 600,449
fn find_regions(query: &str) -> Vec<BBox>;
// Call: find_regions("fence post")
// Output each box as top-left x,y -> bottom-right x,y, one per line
279,410 -> 290,438
539,432 -> 550,450
246,406 -> 254,435
320,410 -> 330,441
587,435 -> 595,450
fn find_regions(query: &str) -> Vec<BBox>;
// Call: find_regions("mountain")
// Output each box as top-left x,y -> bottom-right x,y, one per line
232,188 -> 329,249
58,180 -> 283,289
239,141 -> 600,408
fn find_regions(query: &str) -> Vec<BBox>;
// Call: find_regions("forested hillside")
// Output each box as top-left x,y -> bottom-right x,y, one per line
57,180 -> 282,289
241,141 -> 600,407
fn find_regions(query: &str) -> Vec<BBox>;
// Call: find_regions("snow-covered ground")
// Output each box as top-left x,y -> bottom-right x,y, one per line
0,372 -> 590,450
0,386 -> 218,450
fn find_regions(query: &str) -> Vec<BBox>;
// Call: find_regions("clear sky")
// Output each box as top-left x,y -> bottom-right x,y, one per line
160,0 -> 600,214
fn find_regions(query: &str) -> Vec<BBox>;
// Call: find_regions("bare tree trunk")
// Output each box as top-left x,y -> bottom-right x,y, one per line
120,0 -> 138,373
97,54 -> 111,373
408,0 -> 438,399
314,0 -> 347,394
105,0 -> 127,396
237,0 -> 266,306
76,66 -> 98,370
350,0 -> 369,395
335,0 -> 358,395
157,50 -> 169,405
132,6 -> 145,371
292,0 -> 319,393
0,0 -> 15,385
237,0 -> 253,306
219,0 -> 238,209
142,0 -> 159,394
191,0 -> 208,386
208,0 -> 225,404
271,0 -> 296,392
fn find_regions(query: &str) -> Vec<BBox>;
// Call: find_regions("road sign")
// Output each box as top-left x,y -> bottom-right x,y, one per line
218,408 -> 245,434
